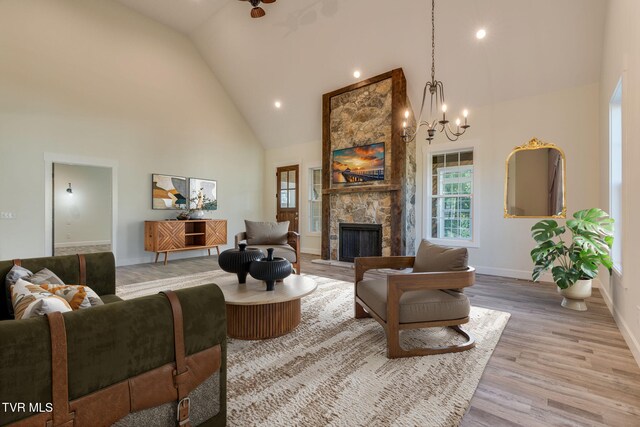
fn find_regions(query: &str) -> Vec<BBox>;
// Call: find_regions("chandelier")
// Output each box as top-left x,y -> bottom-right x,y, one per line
402,0 -> 470,144
240,0 -> 276,19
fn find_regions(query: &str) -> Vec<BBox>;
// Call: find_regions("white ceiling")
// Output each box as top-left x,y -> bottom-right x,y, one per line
117,0 -> 607,149
117,0 -> 228,33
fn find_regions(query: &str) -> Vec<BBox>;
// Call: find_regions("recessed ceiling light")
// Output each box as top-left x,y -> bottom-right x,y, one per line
353,70 -> 361,79
274,101 -> 282,109
476,28 -> 487,40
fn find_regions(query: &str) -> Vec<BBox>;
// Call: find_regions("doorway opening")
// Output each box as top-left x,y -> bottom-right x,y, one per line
44,154 -> 118,259
52,164 -> 113,256
276,165 -> 299,232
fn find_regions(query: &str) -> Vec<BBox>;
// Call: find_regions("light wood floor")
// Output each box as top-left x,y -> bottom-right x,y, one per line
116,253 -> 640,426
54,244 -> 112,257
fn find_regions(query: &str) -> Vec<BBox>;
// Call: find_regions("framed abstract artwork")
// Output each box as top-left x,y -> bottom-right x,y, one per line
189,178 -> 218,210
152,174 -> 188,210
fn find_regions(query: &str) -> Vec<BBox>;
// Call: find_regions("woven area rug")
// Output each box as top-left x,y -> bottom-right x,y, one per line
117,271 -> 510,427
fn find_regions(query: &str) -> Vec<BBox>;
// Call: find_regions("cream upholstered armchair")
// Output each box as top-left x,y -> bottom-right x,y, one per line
354,240 -> 475,359
235,220 -> 301,274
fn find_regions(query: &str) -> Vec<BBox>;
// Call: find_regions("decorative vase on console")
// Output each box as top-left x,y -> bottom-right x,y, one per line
176,211 -> 191,220
190,209 -> 205,219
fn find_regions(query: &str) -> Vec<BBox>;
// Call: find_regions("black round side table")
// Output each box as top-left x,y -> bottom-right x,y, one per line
218,243 -> 264,284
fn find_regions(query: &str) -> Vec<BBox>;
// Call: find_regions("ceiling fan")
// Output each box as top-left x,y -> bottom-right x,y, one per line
239,0 -> 276,19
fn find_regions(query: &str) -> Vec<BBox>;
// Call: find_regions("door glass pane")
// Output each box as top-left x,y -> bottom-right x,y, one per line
288,170 -> 296,189
288,189 -> 296,208
280,172 -> 288,190
280,191 -> 288,208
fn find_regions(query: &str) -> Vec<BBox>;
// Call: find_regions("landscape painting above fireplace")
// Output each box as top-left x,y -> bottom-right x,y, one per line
332,142 -> 385,184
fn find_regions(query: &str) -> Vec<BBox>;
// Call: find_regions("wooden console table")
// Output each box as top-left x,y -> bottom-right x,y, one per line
144,219 -> 227,265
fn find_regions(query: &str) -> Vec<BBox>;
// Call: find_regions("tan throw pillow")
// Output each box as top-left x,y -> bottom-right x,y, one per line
245,220 -> 290,245
25,268 -> 65,286
413,240 -> 469,272
38,284 -> 104,310
5,266 -> 65,318
10,278 -> 72,320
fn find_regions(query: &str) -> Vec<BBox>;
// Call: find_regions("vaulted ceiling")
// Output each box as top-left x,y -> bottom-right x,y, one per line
117,0 -> 607,148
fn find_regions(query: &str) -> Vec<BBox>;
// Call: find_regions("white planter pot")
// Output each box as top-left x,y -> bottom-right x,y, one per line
190,210 -> 205,219
558,279 -> 592,311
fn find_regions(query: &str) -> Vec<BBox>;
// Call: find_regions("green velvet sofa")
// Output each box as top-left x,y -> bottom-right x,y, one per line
0,252 -> 227,426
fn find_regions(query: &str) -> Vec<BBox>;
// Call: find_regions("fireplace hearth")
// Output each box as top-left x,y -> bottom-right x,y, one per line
339,223 -> 382,263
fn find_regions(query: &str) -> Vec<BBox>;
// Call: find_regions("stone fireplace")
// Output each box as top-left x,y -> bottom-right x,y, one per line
321,69 -> 416,261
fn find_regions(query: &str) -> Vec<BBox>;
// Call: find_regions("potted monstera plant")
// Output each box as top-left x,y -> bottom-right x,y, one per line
530,208 -> 614,311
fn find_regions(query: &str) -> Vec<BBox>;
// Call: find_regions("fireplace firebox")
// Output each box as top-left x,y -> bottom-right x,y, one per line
339,223 -> 382,263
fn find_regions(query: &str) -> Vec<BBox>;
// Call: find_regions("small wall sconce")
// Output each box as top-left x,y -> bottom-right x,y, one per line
66,183 -> 73,195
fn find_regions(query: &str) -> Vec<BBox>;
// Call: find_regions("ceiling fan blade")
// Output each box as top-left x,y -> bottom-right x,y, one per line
250,7 -> 266,18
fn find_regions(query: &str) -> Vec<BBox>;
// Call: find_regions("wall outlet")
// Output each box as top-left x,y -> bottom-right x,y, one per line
0,212 -> 16,219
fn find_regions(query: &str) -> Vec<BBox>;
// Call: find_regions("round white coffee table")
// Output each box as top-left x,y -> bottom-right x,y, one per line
215,274 -> 317,340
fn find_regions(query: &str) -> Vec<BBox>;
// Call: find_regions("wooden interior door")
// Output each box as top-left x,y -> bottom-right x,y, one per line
276,165 -> 299,232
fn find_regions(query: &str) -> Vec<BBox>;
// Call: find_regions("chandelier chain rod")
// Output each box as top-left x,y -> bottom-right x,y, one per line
431,0 -> 435,83
402,0 -> 470,144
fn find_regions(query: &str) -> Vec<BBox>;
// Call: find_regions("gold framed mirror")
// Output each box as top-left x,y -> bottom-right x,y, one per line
504,138 -> 566,218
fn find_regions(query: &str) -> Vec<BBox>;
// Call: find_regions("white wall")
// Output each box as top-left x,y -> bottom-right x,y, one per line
263,141 -> 323,255
598,0 -> 640,364
0,0 -> 265,264
416,83 -> 600,279
54,164 -> 112,246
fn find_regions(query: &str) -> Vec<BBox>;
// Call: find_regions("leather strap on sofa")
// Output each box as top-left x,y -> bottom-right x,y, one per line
161,290 -> 192,427
76,254 -> 86,286
46,312 -> 75,427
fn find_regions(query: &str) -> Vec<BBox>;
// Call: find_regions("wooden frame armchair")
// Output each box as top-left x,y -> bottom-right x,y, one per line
235,230 -> 301,274
355,256 -> 475,358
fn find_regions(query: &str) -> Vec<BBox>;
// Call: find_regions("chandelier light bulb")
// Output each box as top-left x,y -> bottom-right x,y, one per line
353,70 -> 361,78
403,121 -> 407,128
476,29 -> 487,40
274,101 -> 282,109
463,109 -> 469,118
441,104 -> 447,113
404,110 -> 410,119
455,118 -> 461,127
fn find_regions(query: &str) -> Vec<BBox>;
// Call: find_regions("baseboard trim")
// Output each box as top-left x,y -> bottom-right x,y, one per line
301,247 -> 321,256
599,284 -> 640,368
54,240 -> 111,248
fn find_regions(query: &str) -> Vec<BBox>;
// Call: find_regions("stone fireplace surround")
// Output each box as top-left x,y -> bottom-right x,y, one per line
321,69 -> 416,261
